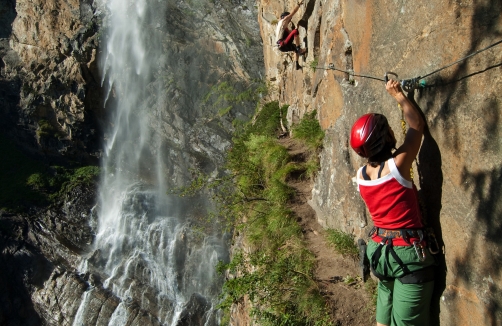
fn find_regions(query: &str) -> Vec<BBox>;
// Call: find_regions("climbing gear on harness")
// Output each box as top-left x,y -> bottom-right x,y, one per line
350,113 -> 390,158
425,227 -> 440,254
413,240 -> 427,262
370,237 -> 410,281
358,238 -> 370,282
368,227 -> 425,246
369,235 -> 434,284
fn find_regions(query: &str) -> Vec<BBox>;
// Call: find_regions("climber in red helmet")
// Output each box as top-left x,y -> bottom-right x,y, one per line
350,79 -> 435,326
275,1 -> 307,70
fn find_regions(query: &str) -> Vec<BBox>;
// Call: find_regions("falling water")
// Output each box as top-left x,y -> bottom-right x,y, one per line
73,0 -> 227,325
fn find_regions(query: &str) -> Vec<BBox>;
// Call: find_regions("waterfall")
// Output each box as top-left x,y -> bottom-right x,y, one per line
73,0 -> 227,325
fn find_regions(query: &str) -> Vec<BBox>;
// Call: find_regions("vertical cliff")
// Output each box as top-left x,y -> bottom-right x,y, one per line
259,0 -> 502,325
0,0 -> 102,163
1,0 -> 264,324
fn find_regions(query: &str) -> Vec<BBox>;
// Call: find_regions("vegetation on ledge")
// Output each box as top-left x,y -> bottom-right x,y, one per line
214,102 -> 328,325
0,134 -> 100,212
174,99 -> 326,325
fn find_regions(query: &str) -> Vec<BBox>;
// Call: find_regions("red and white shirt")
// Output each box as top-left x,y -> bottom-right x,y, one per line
356,158 -> 423,246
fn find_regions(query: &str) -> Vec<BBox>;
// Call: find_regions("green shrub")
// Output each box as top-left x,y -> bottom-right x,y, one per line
310,58 -> 319,72
36,119 -> 65,139
26,173 -> 50,190
292,110 -> 324,149
248,101 -> 285,137
290,110 -> 325,180
0,133 -> 99,211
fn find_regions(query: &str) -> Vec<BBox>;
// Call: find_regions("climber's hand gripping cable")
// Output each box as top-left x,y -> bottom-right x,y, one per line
384,76 -> 424,182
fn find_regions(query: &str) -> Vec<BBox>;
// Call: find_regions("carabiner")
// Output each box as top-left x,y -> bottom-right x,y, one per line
427,232 -> 440,255
384,72 -> 398,83
413,241 -> 427,262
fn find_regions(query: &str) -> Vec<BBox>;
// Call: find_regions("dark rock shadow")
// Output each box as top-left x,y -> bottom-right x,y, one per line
415,1 -> 502,324
0,216 -> 54,326
0,0 -> 16,39
459,164 -> 502,325
410,90 -> 445,326
299,0 -> 316,26
298,0 -> 316,56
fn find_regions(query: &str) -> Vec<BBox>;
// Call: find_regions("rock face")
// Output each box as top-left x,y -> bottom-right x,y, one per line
109,0 -> 265,186
1,0 -> 102,164
1,0 -> 264,325
0,183 -> 97,325
259,0 -> 502,325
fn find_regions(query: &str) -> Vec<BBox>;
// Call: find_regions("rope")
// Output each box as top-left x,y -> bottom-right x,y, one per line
316,38 -> 502,86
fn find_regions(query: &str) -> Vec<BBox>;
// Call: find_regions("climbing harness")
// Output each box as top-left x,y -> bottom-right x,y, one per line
316,38 -> 502,90
367,227 -> 435,284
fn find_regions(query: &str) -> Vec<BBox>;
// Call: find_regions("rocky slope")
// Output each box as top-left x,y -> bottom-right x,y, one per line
259,0 -> 502,325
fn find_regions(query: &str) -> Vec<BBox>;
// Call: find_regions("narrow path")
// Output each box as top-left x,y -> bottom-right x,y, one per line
278,136 -> 375,326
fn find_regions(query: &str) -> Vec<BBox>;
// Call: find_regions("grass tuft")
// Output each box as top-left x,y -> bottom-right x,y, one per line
214,102 -> 330,325
326,229 -> 359,259
292,110 -> 324,149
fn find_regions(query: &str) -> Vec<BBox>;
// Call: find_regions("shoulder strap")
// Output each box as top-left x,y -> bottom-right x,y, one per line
377,161 -> 385,178
362,166 -> 370,180
363,162 -> 385,180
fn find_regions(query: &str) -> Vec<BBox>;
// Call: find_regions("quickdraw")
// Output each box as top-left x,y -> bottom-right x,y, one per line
413,240 -> 427,262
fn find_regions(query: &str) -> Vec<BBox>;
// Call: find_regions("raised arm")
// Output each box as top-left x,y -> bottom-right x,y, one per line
386,79 -> 424,180
282,1 -> 303,25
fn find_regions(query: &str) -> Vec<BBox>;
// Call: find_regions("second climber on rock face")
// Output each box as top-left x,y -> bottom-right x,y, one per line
350,79 -> 436,326
275,1 -> 307,70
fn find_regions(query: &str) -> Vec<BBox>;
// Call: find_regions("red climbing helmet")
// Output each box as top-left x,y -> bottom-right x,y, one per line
350,113 -> 389,158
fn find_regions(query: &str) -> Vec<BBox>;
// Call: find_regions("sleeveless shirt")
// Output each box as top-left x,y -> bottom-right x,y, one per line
357,158 -> 423,246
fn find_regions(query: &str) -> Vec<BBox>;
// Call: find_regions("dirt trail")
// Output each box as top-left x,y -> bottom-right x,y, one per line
279,136 -> 375,326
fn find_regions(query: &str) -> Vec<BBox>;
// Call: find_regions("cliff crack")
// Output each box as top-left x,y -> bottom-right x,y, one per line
340,27 -> 354,83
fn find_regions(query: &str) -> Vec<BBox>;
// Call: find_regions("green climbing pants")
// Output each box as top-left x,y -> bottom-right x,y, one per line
367,240 -> 435,326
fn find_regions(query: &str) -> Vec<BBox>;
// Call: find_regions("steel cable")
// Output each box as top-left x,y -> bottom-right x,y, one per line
315,38 -> 502,87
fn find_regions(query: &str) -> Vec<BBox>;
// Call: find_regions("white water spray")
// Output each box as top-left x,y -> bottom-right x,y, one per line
73,1 -> 227,325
